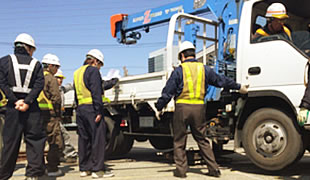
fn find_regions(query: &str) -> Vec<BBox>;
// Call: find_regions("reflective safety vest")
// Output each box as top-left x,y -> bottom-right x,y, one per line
9,54 -> 38,94
176,62 -> 205,104
0,90 -> 7,107
74,65 -> 93,105
256,26 -> 291,40
37,71 -> 54,110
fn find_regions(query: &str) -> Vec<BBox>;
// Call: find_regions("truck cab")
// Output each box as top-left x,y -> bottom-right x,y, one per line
229,0 -> 310,171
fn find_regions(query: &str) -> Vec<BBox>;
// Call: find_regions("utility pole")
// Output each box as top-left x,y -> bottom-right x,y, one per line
123,66 -> 128,76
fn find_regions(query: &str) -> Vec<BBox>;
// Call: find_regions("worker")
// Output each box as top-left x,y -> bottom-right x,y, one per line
252,3 -> 291,42
298,59 -> 310,126
73,49 -> 114,178
155,41 -> 248,178
54,69 -> 78,163
0,90 -> 7,162
38,53 -> 63,177
0,33 -> 46,180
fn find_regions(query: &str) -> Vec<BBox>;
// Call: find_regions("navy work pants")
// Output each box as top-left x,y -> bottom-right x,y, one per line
76,105 -> 106,172
173,103 -> 219,176
0,102 -> 46,179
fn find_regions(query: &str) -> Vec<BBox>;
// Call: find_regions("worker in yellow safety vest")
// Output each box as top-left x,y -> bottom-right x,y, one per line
37,53 -> 63,177
73,49 -> 114,178
155,41 -> 248,178
253,3 -> 291,42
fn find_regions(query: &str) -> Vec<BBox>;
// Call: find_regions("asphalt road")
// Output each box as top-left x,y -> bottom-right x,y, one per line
10,131 -> 310,180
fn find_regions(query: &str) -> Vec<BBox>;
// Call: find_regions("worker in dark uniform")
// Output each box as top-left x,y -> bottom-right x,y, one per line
74,49 -> 114,178
252,3 -> 291,42
37,53 -> 63,177
54,69 -> 78,163
155,41 -> 248,178
298,59 -> 310,125
0,33 -> 46,180
0,90 -> 7,162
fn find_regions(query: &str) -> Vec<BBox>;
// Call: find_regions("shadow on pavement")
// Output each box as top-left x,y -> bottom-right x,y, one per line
218,150 -> 310,178
108,145 -> 310,179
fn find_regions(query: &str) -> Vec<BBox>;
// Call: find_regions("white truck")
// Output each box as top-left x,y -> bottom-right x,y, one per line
65,0 -> 310,171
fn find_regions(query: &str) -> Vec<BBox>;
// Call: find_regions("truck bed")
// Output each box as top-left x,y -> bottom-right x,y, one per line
105,71 -> 168,104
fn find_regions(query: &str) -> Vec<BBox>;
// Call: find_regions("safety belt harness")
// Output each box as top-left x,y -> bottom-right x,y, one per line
10,54 -> 37,94
256,27 -> 291,40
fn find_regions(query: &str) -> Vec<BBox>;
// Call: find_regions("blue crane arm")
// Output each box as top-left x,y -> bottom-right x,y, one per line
111,0 -> 217,44
110,0 -> 242,45
124,0 -> 211,32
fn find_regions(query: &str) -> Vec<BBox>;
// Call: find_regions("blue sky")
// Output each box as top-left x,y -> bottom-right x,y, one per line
0,0 -> 178,84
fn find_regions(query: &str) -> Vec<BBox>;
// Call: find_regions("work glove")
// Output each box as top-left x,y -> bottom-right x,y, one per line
111,78 -> 119,85
239,85 -> 249,94
155,110 -> 163,120
297,108 -> 310,126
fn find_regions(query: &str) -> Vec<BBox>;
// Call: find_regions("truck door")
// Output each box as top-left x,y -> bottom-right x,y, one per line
237,0 -> 309,107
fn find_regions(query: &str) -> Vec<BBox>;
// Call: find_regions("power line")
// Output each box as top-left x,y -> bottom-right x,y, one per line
62,66 -> 147,72
0,1 -> 177,21
0,0 -> 160,11
0,41 -> 167,49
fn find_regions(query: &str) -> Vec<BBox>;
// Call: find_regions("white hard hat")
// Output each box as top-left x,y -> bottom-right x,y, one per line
178,41 -> 195,58
265,3 -> 289,19
14,33 -> 36,49
87,49 -> 104,63
55,69 -> 65,79
42,53 -> 61,66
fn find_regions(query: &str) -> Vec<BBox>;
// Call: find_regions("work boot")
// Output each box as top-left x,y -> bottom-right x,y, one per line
47,169 -> 63,177
103,170 -> 115,178
25,177 -> 38,180
92,171 -> 103,179
173,170 -> 187,178
80,171 -> 91,177
207,169 -> 221,178
92,171 -> 115,178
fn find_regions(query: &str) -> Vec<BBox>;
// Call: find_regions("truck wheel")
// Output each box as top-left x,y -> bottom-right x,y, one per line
135,137 -> 148,142
105,116 -> 134,156
105,116 -> 116,156
242,108 -> 303,171
149,137 -> 173,150
113,132 -> 134,155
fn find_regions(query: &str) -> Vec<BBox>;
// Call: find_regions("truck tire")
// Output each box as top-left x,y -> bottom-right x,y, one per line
113,132 -> 134,155
135,137 -> 148,142
105,116 -> 134,156
242,108 -> 303,171
105,116 -> 117,156
149,136 -> 173,150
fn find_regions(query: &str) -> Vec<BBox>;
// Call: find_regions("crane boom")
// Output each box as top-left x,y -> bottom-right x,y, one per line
111,0 -> 215,44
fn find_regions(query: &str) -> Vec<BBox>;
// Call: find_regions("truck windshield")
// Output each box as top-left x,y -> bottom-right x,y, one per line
251,1 -> 310,58
292,31 -> 310,57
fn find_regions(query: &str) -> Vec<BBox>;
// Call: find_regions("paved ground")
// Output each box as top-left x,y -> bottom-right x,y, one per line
9,131 -> 310,180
